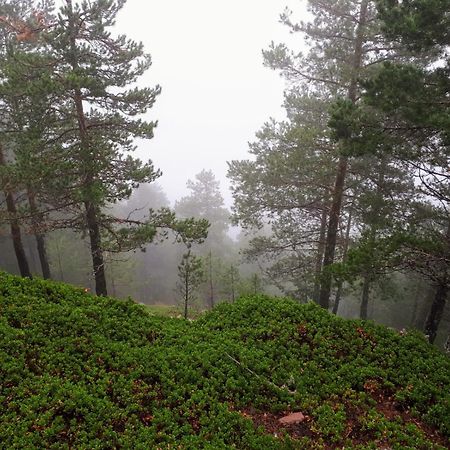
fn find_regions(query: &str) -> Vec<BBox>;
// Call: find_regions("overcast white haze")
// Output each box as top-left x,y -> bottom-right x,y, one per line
115,0 -> 308,207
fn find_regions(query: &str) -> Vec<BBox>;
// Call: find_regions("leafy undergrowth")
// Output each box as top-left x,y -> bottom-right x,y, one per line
0,273 -> 449,449
144,304 -> 181,318
144,303 -> 205,319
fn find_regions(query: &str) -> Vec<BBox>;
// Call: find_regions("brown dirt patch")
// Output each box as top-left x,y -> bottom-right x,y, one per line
237,393 -> 449,449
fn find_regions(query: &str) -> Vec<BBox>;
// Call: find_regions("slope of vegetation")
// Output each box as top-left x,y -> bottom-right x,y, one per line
0,272 -> 449,449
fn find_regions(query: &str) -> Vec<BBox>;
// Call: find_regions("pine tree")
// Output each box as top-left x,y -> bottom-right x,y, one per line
176,250 -> 204,319
228,94 -> 334,301
38,0 -> 161,295
0,1 -> 209,294
175,169 -> 230,250
262,0 -> 421,309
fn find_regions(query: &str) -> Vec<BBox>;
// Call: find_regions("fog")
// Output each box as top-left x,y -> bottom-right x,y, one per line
115,0 -> 307,206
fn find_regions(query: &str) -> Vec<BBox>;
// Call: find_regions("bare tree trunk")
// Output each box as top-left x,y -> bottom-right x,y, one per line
27,190 -> 51,279
0,145 -> 32,278
333,209 -> 353,315
333,283 -> 344,315
424,282 -> 448,344
319,157 -> 348,308
409,278 -> 423,328
5,192 -> 31,278
184,259 -> 189,320
55,236 -> 65,281
360,275 -> 371,320
313,207 -> 328,303
414,287 -> 434,329
319,0 -> 369,309
35,234 -> 50,279
208,250 -> 214,309
85,200 -> 107,296
107,254 -> 117,297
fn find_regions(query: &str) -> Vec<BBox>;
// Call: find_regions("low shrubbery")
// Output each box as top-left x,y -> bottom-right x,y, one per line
0,272 -> 449,449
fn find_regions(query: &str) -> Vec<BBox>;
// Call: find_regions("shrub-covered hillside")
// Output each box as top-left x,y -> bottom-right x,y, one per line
0,273 -> 449,449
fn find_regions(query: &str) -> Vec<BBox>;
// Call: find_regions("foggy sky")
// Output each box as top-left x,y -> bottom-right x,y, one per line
115,0 -> 307,207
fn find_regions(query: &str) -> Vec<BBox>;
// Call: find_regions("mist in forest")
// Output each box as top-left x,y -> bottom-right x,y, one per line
0,0 -> 449,349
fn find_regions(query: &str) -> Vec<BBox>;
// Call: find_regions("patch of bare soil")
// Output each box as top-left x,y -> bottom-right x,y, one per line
371,389 -> 449,448
237,391 -> 449,450
239,407 -> 318,441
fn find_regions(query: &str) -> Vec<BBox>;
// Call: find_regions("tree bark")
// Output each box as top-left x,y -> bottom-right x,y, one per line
318,0 -> 369,309
333,209 -> 353,315
333,282 -> 344,315
55,235 -> 65,281
84,200 -> 107,295
313,207 -> 328,303
208,250 -> 214,309
0,145 -> 32,278
319,157 -> 348,308
5,192 -> 32,278
27,190 -> 51,279
184,254 -> 189,320
107,254 -> 117,297
424,281 -> 448,343
360,275 -> 371,320
35,233 -> 50,279
409,278 -> 423,328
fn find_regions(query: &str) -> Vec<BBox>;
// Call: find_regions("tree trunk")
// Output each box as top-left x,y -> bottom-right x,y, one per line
318,0 -> 369,309
414,287 -> 434,329
208,250 -> 214,309
27,190 -> 51,279
55,235 -> 65,281
409,278 -> 423,328
424,281 -> 448,343
0,145 -> 32,278
108,254 -> 117,297
184,260 -> 189,320
333,208 -> 353,315
319,157 -> 348,309
35,233 -> 50,279
85,201 -> 107,296
333,283 -> 343,315
360,274 -> 371,320
313,207 -> 328,303
424,217 -> 450,343
230,265 -> 236,303
6,192 -> 32,278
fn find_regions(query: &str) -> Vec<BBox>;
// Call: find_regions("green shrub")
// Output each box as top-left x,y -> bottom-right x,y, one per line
0,273 -> 449,449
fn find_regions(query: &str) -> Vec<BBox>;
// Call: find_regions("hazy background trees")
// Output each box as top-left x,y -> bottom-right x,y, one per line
228,0 -> 449,346
0,0 -> 448,348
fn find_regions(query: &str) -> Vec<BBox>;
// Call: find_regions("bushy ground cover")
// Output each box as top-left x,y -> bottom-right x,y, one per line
0,272 -> 449,449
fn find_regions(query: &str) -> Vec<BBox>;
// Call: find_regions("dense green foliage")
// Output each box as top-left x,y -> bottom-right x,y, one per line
1,273 -> 449,449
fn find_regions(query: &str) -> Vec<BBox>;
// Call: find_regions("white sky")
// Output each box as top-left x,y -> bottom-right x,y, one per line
116,0 -> 308,207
